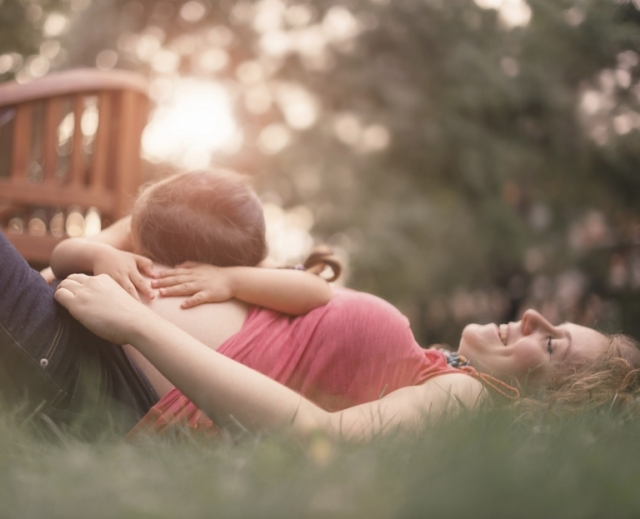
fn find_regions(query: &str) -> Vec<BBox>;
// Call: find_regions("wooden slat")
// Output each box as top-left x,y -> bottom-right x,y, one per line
0,69 -> 148,108
114,90 -> 146,218
42,97 -> 62,182
68,96 -> 85,186
0,179 -> 115,213
89,92 -> 112,190
11,104 -> 32,181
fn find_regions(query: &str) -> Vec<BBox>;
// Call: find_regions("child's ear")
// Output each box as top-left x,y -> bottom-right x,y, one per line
303,247 -> 342,282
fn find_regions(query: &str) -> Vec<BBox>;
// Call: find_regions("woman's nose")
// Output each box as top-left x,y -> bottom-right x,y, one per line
521,309 -> 554,335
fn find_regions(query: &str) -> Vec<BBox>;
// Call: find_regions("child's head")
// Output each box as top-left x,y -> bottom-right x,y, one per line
130,169 -> 267,267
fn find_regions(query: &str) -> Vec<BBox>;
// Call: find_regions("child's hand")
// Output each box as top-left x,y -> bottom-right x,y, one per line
151,262 -> 235,309
40,267 -> 57,285
93,247 -> 156,301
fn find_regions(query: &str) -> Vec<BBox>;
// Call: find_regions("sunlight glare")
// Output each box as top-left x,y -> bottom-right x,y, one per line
142,79 -> 241,168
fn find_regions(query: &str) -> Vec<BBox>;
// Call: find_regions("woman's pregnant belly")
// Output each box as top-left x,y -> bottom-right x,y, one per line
125,295 -> 249,398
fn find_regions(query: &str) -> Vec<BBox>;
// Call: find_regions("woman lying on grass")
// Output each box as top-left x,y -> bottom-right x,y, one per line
53,270 -> 640,440
48,173 -> 640,439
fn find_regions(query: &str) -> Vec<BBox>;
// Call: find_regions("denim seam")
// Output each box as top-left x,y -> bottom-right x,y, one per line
0,319 -> 67,395
45,389 -> 66,412
41,320 -> 69,411
43,319 -> 63,363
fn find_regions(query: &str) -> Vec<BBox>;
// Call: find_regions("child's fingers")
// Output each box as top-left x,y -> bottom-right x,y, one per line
56,277 -> 83,293
135,256 -> 155,277
158,284 -> 197,297
152,268 -> 190,279
125,284 -> 141,301
116,276 -> 141,301
180,292 -> 208,309
151,275 -> 192,288
53,286 -> 74,306
131,273 -> 154,299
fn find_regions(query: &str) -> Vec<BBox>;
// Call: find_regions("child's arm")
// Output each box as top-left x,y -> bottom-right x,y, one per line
40,266 -> 56,285
151,262 -> 333,315
50,216 -> 155,300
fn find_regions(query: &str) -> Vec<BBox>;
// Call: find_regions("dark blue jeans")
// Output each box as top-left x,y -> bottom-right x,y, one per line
0,232 -> 158,435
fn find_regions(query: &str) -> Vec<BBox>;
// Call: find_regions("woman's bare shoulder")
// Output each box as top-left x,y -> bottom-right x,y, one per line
418,373 -> 486,410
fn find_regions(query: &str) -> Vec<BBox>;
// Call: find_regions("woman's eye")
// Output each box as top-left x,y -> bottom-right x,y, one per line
546,337 -> 554,356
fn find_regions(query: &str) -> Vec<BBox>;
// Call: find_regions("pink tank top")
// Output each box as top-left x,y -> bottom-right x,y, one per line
129,289 -> 475,437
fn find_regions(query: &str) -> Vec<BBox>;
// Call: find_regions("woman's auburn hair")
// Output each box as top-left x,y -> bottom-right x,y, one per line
522,334 -> 640,415
130,170 -> 268,268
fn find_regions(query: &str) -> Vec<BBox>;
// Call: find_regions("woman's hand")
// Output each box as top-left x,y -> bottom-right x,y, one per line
92,247 -> 156,301
151,262 -> 235,309
54,273 -> 155,345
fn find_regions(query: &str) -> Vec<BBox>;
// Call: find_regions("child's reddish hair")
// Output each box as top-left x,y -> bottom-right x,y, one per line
130,170 -> 267,267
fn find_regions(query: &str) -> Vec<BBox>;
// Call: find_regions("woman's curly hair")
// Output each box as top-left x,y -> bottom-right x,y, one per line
519,334 -> 640,416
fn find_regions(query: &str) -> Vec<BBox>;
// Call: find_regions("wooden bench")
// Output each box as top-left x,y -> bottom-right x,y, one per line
0,69 -> 149,266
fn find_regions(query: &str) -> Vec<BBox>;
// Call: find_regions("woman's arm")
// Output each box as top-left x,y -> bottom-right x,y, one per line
54,274 -> 484,440
151,263 -> 333,314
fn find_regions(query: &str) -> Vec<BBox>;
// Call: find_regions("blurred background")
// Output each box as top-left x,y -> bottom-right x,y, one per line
2,0 -> 640,347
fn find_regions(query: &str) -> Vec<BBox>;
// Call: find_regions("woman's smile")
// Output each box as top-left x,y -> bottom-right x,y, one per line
498,324 -> 509,345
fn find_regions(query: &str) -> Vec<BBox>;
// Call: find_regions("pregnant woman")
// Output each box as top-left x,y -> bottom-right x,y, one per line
4,169 -> 639,439
55,270 -> 640,440
49,167 -> 640,438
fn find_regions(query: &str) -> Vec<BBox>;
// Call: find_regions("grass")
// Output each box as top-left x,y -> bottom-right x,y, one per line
0,405 -> 639,518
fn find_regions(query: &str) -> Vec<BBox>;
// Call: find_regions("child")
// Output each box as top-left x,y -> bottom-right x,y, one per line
50,169 -> 338,315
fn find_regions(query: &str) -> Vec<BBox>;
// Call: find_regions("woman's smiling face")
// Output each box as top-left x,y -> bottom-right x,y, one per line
458,309 -> 608,387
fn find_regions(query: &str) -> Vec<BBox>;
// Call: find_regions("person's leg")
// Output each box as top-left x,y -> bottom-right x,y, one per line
0,232 -> 157,433
0,232 -> 76,408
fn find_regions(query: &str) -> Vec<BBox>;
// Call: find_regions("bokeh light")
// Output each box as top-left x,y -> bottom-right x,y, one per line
96,49 -> 118,70
263,203 -> 314,266
43,12 -> 70,38
258,123 -> 291,154
473,0 -> 531,28
180,1 -> 207,22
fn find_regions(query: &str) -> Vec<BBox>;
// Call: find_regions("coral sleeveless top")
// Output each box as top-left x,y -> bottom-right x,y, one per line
128,289 -> 478,437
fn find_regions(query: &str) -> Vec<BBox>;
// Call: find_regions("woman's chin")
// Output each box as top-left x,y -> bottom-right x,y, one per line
458,323 -> 491,357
